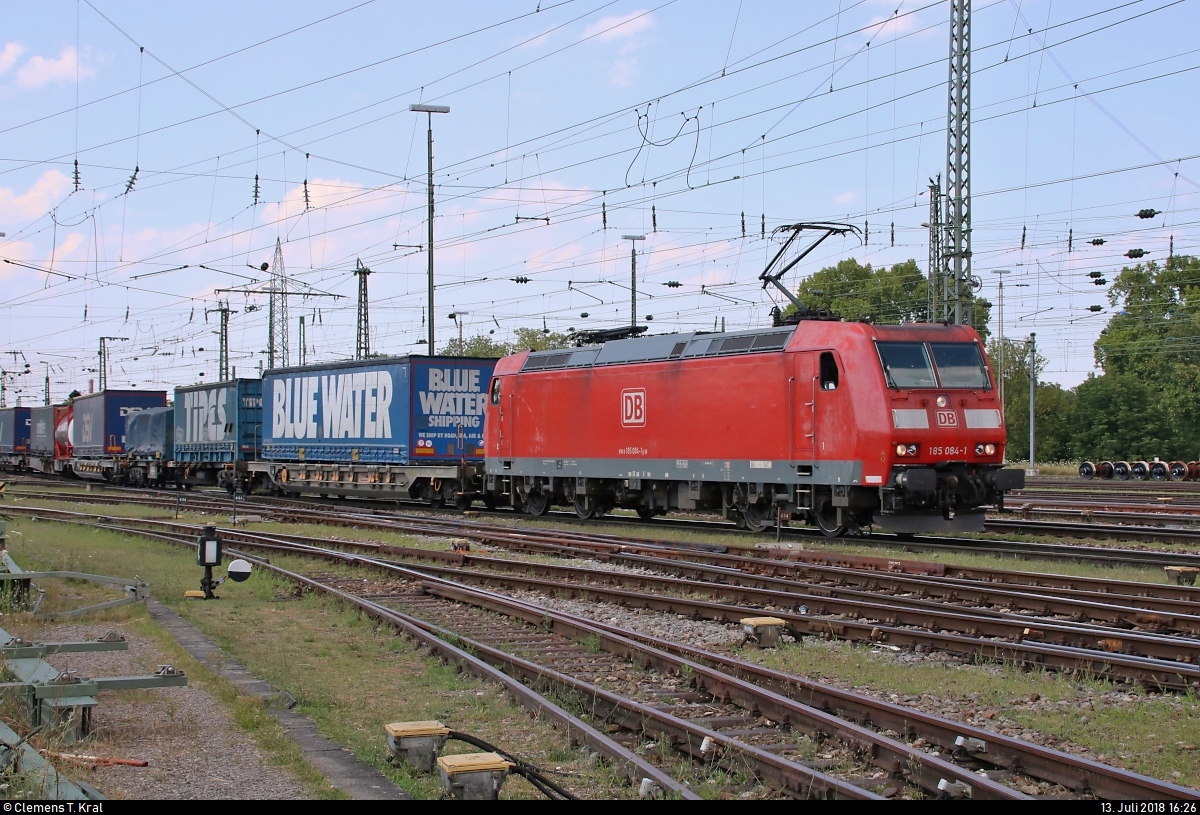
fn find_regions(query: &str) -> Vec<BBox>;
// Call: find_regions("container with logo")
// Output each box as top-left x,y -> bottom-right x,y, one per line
71,390 -> 167,458
261,356 -> 496,465
173,379 -> 263,463
0,407 -> 31,454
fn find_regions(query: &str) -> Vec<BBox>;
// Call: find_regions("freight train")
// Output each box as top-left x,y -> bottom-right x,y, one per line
0,355 -> 497,509
0,323 -> 1023,535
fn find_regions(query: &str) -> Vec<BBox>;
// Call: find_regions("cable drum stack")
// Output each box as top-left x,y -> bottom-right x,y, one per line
1079,460 -> 1200,481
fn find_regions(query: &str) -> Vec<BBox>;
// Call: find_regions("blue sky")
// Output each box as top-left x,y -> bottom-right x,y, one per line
1,0 -> 1196,400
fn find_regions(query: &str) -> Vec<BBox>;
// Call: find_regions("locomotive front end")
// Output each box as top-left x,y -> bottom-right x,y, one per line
871,329 -> 1024,533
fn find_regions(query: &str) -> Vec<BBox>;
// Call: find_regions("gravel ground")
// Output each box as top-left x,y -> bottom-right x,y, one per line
11,620 -> 307,800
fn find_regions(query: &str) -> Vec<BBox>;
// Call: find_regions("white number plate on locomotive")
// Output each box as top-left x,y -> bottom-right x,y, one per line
927,445 -> 966,457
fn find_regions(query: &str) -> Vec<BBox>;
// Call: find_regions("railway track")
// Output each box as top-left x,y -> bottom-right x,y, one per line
9,503 -> 1200,690
14,484 -> 1200,571
12,508 -> 1198,800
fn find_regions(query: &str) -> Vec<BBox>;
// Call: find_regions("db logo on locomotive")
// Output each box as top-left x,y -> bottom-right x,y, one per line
935,409 -> 958,428
621,389 -> 646,427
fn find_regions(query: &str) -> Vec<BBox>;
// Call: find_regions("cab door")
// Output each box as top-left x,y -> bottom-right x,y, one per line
793,353 -> 816,461
490,375 -> 513,459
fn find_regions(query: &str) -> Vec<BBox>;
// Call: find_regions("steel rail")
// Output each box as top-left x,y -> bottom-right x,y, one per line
17,508 -> 1199,799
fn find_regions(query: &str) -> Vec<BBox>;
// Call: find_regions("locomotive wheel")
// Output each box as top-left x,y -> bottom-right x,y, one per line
814,499 -> 845,538
525,490 -> 550,517
741,502 -> 770,533
573,496 -> 594,520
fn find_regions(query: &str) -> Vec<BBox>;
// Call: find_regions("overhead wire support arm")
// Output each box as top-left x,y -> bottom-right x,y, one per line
757,222 -> 861,316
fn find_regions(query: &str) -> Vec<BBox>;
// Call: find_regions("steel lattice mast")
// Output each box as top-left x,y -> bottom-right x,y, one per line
942,0 -> 973,325
268,238 -> 288,370
354,259 -> 372,360
927,175 -> 942,321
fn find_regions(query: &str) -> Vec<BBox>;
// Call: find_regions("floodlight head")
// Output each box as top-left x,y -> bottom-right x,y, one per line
410,104 -> 450,114
621,235 -> 646,241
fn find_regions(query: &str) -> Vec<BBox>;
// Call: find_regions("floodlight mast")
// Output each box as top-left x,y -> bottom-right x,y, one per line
758,223 -> 861,314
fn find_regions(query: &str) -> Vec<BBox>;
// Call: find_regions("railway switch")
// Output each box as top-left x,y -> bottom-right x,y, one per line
436,752 -> 513,800
385,720 -> 450,772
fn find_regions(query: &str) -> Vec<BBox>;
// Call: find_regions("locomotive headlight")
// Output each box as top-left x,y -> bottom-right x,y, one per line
936,395 -> 949,408
984,443 -> 996,456
895,444 -> 907,456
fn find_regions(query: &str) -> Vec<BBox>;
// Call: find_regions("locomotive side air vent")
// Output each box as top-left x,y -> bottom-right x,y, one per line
752,331 -> 791,350
669,342 -> 687,359
717,335 -> 755,354
522,356 -> 549,371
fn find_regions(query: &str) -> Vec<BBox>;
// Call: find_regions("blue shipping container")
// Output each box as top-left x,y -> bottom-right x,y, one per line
72,390 -> 168,458
0,407 -> 31,454
174,379 -> 263,463
262,356 -> 495,464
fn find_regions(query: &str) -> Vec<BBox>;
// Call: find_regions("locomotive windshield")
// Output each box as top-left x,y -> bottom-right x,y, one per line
929,342 -> 990,388
876,341 -> 990,389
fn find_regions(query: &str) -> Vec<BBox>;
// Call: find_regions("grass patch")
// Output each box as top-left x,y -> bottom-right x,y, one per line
3,516 -> 635,799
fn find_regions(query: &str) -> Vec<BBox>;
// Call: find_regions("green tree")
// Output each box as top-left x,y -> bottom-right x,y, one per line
986,337 -> 1076,462
1094,255 -> 1200,378
437,327 -> 574,357
790,258 -> 991,339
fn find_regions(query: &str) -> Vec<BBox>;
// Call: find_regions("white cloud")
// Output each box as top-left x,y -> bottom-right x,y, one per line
16,46 -> 94,90
0,170 -> 72,221
834,190 -> 856,205
581,10 -> 655,42
0,42 -> 25,75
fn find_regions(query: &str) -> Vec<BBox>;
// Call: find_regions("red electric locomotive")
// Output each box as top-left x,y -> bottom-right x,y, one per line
482,319 -> 1024,535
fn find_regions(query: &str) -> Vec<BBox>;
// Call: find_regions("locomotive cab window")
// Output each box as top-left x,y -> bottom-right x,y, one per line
876,342 -> 936,389
490,378 -> 501,405
819,352 -> 839,390
930,343 -> 991,389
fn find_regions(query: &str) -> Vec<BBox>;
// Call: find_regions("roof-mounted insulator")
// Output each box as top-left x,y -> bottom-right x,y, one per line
1136,208 -> 1162,219
652,205 -> 657,231
1125,249 -> 1147,259
253,174 -> 261,206
303,179 -> 311,211
73,159 -> 81,192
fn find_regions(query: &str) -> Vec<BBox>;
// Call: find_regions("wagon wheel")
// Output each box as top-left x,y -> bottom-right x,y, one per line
455,493 -> 473,512
429,492 -> 446,509
741,501 -> 771,534
591,500 -> 612,519
525,490 -> 550,517
573,496 -> 594,520
814,498 -> 846,538
482,493 -> 497,510
635,506 -> 656,521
